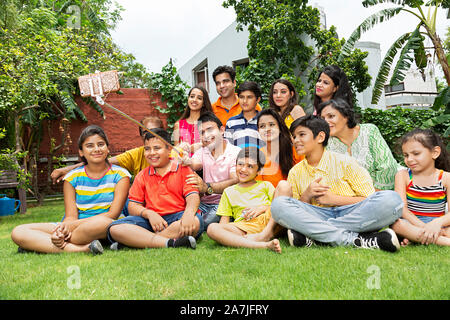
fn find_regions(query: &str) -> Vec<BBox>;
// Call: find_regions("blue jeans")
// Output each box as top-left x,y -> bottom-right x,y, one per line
271,190 -> 403,246
198,202 -> 220,231
107,210 -> 204,243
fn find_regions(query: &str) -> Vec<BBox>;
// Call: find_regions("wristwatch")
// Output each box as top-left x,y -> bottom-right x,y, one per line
205,183 -> 214,195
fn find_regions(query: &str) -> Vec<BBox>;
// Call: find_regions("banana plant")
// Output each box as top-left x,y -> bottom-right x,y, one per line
338,0 -> 450,105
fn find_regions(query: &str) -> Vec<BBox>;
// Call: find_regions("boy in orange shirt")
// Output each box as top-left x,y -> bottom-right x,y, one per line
107,128 -> 204,249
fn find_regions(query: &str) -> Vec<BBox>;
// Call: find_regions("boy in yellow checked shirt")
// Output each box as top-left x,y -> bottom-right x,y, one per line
207,147 -> 281,253
270,115 -> 403,252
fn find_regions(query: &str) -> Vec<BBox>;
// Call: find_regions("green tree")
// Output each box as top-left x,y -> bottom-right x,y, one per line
339,0 -> 450,104
222,0 -> 371,111
0,0 -> 142,202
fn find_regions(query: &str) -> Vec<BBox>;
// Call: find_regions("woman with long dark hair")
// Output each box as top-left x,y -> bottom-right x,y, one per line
268,79 -> 305,128
256,108 -> 303,187
313,65 -> 353,114
173,85 -> 213,156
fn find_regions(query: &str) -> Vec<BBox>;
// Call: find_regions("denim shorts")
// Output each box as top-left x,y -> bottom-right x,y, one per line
107,210 -> 204,243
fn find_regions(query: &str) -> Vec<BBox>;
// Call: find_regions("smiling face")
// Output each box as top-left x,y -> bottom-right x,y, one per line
258,114 -> 280,143
200,120 -> 224,151
214,72 -> 236,99
187,88 -> 204,112
320,105 -> 348,137
79,134 -> 109,165
291,125 -> 324,156
402,139 -> 440,174
143,137 -> 172,169
272,82 -> 293,109
236,156 -> 260,184
315,72 -> 338,102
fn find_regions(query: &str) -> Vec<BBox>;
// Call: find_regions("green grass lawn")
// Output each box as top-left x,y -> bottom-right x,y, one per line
0,200 -> 449,300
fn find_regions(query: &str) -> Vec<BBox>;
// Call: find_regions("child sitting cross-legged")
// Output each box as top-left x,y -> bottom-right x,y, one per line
206,147 -> 281,253
107,128 -> 204,250
270,115 -> 404,252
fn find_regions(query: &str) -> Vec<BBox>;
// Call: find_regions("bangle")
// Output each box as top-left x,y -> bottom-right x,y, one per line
139,208 -> 147,217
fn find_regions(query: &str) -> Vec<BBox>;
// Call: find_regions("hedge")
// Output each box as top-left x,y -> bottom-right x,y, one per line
359,107 -> 450,164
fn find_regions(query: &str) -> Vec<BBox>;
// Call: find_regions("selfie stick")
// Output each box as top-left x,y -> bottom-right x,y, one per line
78,71 -> 183,157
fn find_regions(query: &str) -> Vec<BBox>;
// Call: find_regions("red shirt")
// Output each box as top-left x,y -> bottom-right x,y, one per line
128,161 -> 199,216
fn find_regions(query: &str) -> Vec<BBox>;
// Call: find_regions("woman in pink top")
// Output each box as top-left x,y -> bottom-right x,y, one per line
173,86 -> 213,156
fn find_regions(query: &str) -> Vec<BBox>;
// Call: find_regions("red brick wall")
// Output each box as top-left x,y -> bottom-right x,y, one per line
38,88 -> 169,190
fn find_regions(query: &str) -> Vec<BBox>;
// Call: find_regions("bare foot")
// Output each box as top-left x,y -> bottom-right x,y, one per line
267,239 -> 281,254
400,238 -> 410,247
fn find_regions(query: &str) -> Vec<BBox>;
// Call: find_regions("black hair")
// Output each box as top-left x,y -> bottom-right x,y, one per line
78,125 -> 110,165
212,65 -> 236,82
197,111 -> 223,130
290,115 -> 330,147
237,81 -> 262,99
180,85 -> 213,120
144,128 -> 172,146
401,128 -> 450,171
313,65 -> 353,113
268,79 -> 299,121
257,108 -> 294,176
236,147 -> 266,171
317,98 -> 358,129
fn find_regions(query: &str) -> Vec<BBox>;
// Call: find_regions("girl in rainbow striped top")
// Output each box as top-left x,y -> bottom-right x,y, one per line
392,129 -> 450,246
11,125 -> 130,254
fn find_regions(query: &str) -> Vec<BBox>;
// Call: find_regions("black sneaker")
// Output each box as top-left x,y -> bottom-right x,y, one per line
172,236 -> 196,249
88,240 -> 104,255
353,228 -> 400,253
287,229 -> 314,247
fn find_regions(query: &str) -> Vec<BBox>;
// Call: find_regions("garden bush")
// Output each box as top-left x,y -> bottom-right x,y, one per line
360,107 -> 450,163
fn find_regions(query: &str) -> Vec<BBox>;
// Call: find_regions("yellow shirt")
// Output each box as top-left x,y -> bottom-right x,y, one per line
116,146 -> 178,176
287,150 -> 375,207
284,114 -> 294,128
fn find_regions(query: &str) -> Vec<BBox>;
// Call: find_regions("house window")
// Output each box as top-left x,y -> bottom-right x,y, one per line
193,59 -> 209,91
233,58 -> 249,70
384,82 -> 405,93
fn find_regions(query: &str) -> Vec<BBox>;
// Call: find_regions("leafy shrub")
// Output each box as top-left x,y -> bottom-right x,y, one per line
360,107 -> 450,163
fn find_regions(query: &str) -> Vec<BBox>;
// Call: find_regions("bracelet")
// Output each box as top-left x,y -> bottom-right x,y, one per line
139,208 -> 147,217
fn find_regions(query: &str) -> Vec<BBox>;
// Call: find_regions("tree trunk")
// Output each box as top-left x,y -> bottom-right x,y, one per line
429,32 -> 450,85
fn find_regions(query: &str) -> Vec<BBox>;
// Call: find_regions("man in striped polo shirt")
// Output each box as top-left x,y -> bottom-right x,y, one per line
224,81 -> 264,150
270,115 -> 404,252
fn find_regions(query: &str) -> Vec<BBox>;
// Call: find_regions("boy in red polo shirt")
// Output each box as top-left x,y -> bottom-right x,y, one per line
107,128 -> 204,249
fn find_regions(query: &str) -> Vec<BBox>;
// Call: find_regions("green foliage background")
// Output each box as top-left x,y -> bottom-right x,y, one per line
360,107 -> 450,162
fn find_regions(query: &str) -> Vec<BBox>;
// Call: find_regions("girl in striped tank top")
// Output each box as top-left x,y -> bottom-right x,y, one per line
392,129 -> 450,246
11,125 -> 131,254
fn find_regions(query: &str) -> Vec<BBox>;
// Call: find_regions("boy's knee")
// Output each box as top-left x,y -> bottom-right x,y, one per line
270,196 -> 290,221
378,190 -> 403,218
275,180 -> 292,197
